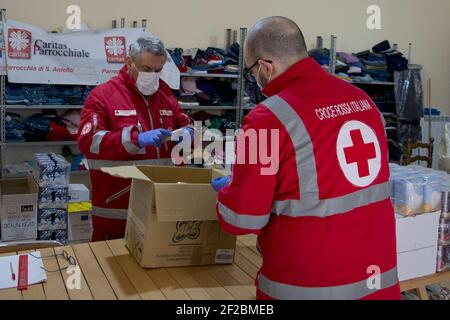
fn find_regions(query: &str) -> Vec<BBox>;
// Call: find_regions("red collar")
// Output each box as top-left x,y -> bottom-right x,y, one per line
262,57 -> 325,97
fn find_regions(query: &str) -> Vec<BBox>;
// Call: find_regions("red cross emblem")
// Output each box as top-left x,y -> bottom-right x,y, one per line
336,121 -> 381,187
343,129 -> 376,178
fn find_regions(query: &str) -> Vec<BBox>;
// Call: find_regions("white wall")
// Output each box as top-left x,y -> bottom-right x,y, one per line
2,0 -> 450,114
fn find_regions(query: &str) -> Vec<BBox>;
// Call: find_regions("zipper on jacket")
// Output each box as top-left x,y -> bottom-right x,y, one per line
141,95 -> 160,159
160,117 -> 169,152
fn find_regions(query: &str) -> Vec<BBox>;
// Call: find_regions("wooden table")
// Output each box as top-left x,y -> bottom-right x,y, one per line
400,270 -> 450,300
0,235 -> 261,300
0,234 -> 448,300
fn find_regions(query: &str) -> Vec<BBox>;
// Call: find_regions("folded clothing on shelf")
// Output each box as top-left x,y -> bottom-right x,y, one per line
6,109 -> 80,142
5,112 -> 26,142
169,43 -> 241,74
308,48 -> 330,66
6,82 -> 94,106
190,110 -> 237,133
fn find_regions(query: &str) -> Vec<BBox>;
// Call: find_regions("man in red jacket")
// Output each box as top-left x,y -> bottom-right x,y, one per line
212,17 -> 401,300
78,36 -> 192,241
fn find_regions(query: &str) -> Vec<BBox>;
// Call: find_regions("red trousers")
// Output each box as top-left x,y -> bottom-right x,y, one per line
91,215 -> 127,242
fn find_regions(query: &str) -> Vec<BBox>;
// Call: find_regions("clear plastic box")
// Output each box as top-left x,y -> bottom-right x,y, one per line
390,166 -> 443,216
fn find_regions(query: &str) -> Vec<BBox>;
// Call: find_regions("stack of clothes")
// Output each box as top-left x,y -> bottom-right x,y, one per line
177,76 -> 238,107
168,43 -> 240,74
309,40 -> 409,83
188,110 -> 237,133
6,83 -> 94,106
5,110 -> 81,142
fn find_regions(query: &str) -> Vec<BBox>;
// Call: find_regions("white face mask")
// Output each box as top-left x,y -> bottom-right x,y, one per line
256,65 -> 272,91
135,70 -> 160,96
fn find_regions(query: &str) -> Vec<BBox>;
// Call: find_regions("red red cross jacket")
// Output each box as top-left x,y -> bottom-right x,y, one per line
78,66 -> 190,231
216,58 -> 400,300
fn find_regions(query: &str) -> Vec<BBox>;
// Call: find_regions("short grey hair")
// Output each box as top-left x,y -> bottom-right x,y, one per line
129,36 -> 167,60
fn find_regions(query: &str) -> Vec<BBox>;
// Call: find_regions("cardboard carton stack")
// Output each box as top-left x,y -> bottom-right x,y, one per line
390,164 -> 450,281
33,153 -> 70,244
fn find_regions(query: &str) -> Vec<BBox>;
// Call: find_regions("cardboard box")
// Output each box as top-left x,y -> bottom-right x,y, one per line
68,184 -> 90,203
37,208 -> 68,231
102,165 -> 236,268
37,229 -> 68,243
68,202 -> 92,243
0,177 -> 38,241
38,185 -> 69,209
396,211 -> 440,281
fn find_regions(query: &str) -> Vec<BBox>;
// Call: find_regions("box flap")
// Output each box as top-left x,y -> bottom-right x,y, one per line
154,183 -> 218,222
0,175 -> 38,198
101,166 -> 151,181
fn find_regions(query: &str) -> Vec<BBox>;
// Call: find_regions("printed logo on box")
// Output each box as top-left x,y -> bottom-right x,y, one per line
21,205 -> 34,213
172,221 -> 202,243
104,36 -> 126,63
8,28 -> 32,59
7,205 -> 18,214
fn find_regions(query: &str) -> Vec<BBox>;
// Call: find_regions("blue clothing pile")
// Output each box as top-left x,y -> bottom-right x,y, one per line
6,83 -> 94,106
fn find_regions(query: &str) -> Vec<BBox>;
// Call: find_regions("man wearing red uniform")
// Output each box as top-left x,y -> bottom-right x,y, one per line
212,17 -> 400,300
78,36 -> 191,241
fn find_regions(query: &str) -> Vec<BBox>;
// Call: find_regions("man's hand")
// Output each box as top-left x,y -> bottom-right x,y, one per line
211,176 -> 231,192
138,129 -> 172,148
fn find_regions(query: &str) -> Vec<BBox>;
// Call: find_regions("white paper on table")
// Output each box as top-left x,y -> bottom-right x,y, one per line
0,252 -> 47,290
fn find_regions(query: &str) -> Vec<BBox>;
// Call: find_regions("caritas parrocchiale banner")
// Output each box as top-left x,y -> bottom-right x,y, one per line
4,19 -> 179,88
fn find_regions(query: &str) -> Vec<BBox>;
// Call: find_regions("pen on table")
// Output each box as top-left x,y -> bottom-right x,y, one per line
10,261 -> 16,281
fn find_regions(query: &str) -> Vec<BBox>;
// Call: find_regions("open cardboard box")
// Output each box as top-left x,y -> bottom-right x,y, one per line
102,165 -> 236,268
0,176 -> 38,241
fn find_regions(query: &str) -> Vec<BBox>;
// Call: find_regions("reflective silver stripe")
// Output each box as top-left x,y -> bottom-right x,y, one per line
273,182 -> 390,218
262,95 -> 389,218
92,206 -> 128,220
258,267 -> 398,300
122,126 -> 142,155
90,130 -> 109,155
218,201 -> 271,230
87,158 -> 173,170
93,114 -> 98,132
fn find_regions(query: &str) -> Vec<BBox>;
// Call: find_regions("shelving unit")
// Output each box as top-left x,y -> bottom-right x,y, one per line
178,28 -> 248,129
0,13 -> 249,177
326,35 -> 403,162
180,72 -> 239,79
180,105 -> 236,110
1,141 -> 78,147
5,105 -> 84,110
2,98 -> 83,177
0,10 -> 86,178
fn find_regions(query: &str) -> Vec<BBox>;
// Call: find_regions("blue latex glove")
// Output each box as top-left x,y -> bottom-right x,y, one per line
138,129 -> 172,148
176,127 -> 195,144
211,176 -> 231,192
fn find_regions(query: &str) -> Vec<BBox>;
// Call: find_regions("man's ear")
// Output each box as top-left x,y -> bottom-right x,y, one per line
126,56 -> 134,70
260,60 -> 273,75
